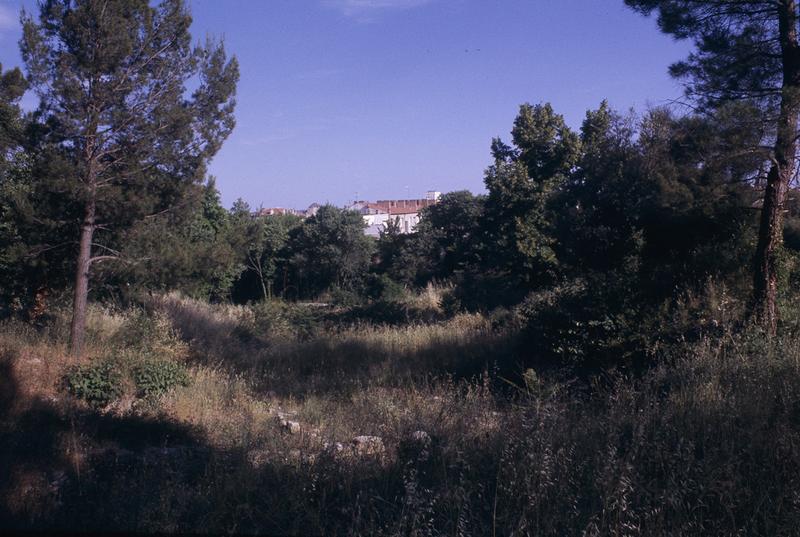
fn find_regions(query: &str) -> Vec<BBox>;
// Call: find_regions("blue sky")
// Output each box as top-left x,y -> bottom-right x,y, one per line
0,0 -> 691,209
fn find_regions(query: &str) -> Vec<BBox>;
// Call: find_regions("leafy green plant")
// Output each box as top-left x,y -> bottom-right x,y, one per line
439,289 -> 462,318
66,362 -> 123,407
133,360 -> 190,398
363,273 -> 406,302
327,286 -> 363,308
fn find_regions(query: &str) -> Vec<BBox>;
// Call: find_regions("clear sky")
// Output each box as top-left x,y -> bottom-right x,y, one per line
0,0 -> 691,209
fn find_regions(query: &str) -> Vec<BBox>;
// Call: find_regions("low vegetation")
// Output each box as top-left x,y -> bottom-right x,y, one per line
2,293 -> 800,535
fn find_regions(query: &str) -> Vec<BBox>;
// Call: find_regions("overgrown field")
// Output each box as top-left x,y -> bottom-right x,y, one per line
2,293 -> 800,535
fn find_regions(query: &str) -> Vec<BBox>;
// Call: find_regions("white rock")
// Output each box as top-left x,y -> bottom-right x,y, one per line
411,430 -> 431,446
323,441 -> 345,453
351,435 -> 385,456
281,419 -> 301,434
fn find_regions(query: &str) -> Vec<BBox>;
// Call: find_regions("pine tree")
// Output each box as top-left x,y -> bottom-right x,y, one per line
20,0 -> 238,355
626,0 -> 799,333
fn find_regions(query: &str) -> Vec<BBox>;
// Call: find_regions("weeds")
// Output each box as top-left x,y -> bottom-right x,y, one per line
65,361 -> 123,408
3,294 -> 800,535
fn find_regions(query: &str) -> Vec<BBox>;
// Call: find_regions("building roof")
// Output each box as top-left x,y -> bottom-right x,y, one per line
388,207 -> 422,215
374,198 -> 437,211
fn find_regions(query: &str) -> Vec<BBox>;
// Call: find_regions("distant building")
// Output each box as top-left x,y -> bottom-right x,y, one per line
304,203 -> 322,218
256,207 -> 293,217
255,192 -> 441,236
347,191 -> 441,236
256,202 -> 322,219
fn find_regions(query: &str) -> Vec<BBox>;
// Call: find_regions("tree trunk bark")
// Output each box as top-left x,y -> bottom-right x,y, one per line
752,0 -> 800,335
69,198 -> 95,358
258,268 -> 268,301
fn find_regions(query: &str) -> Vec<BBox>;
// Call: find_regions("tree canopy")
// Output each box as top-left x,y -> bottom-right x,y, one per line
626,0 -> 799,332
19,0 -> 238,355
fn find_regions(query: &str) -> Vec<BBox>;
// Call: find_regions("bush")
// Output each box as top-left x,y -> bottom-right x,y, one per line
363,273 -> 406,302
516,280 -> 640,370
250,300 -> 324,341
133,360 -> 190,398
439,289 -> 462,317
326,286 -> 363,308
111,307 -> 188,361
66,361 -> 123,407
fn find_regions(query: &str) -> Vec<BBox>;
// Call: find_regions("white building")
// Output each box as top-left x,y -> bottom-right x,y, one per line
347,191 -> 441,237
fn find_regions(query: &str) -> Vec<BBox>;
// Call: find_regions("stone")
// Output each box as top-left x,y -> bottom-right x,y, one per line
401,430 -> 433,462
323,441 -> 345,453
411,430 -> 431,445
351,435 -> 385,457
281,419 -> 301,434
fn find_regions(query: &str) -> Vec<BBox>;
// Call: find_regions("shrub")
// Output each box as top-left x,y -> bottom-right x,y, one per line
516,280 -> 639,370
112,307 -> 188,361
363,273 -> 406,302
66,361 -> 123,407
133,359 -> 190,398
250,300 -> 324,341
326,286 -> 363,308
439,289 -> 462,317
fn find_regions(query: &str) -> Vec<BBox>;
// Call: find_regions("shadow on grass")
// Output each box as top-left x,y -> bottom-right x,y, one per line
0,349 -> 508,536
5,332 -> 800,535
157,296 -> 522,398
0,352 -> 206,533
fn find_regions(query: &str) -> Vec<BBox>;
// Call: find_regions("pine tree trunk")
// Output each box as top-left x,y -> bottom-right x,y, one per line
752,0 -> 800,335
259,270 -> 268,301
754,164 -> 791,334
69,198 -> 95,358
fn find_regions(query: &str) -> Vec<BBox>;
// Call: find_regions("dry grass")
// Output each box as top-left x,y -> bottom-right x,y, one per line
155,292 -> 509,395
3,295 -> 800,535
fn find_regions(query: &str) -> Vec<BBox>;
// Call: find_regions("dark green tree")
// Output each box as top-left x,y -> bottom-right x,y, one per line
20,0 -> 238,355
637,107 -> 763,312
555,101 -> 643,274
480,103 -> 581,303
0,64 -> 26,169
375,218 -> 411,281
114,178 -> 243,301
0,63 -> 33,314
286,205 -> 374,299
413,190 -> 484,282
232,209 -> 302,301
626,0 -> 797,333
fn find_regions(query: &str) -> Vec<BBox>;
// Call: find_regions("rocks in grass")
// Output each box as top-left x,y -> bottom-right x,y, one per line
350,435 -> 385,457
410,430 -> 431,447
323,441 -> 345,453
273,409 -> 302,434
281,419 -> 302,434
399,430 -> 435,464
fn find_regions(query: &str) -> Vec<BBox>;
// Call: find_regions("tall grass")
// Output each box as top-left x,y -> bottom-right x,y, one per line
2,295 -> 800,535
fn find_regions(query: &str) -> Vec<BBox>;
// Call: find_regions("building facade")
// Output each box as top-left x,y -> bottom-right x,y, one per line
347,191 -> 441,237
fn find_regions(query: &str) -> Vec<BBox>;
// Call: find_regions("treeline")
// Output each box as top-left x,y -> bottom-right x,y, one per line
7,94 -> 800,368
3,0 -> 800,366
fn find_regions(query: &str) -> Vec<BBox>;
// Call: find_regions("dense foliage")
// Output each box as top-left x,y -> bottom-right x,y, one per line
2,3 -> 798,370
5,95 -> 800,368
1,1 -> 798,343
